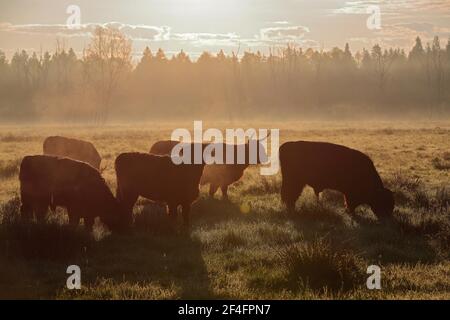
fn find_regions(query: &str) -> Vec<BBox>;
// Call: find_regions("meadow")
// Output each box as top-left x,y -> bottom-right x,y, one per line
0,121 -> 449,299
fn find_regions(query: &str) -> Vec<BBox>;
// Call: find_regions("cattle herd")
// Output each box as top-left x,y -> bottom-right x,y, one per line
18,135 -> 395,233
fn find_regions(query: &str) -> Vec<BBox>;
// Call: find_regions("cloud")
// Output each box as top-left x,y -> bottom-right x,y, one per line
0,22 -> 93,37
332,1 -> 450,50
110,24 -> 170,41
0,22 -> 169,41
394,22 -> 450,35
0,22 -> 241,47
171,32 -> 240,47
334,0 -> 450,16
260,25 -> 310,41
272,21 -> 290,25
0,21 -> 319,58
349,22 -> 450,49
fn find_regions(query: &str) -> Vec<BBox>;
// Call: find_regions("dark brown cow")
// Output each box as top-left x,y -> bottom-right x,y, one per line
149,140 -> 208,164
19,155 -> 124,231
43,136 -> 102,170
279,141 -> 394,219
115,152 -> 205,226
150,140 -> 268,200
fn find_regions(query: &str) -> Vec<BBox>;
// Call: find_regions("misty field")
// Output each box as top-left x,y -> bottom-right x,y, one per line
0,121 -> 449,299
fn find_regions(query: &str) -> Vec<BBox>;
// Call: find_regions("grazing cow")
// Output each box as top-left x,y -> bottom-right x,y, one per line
43,136 -> 102,170
279,141 -> 394,219
149,140 -> 208,164
19,155 -> 124,231
115,152 -> 205,226
150,140 -> 268,200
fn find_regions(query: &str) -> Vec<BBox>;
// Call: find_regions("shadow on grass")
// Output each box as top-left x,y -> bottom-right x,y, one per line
192,196 -> 247,225
283,194 -> 441,266
0,222 -> 92,299
0,224 -> 213,299
78,229 -> 213,299
352,213 -> 442,264
0,189 -> 446,299
0,198 -> 214,299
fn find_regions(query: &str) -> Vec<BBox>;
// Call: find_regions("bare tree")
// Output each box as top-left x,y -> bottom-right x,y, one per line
84,26 -> 132,124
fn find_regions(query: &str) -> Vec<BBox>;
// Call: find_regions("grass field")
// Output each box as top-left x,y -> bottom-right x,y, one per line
0,121 -> 449,299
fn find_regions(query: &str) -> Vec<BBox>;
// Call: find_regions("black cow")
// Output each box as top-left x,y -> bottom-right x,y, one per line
150,139 -> 268,199
20,155 -> 124,231
279,141 -> 394,219
43,136 -> 102,170
115,152 -> 205,226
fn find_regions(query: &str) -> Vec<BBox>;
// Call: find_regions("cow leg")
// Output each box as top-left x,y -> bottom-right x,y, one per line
209,184 -> 219,198
181,204 -> 191,227
221,185 -> 229,200
167,203 -> 178,221
67,208 -> 80,227
314,189 -> 321,203
118,191 -> 138,226
344,195 -> 357,215
49,204 -> 57,214
20,184 -> 34,222
69,215 -> 80,227
286,199 -> 297,214
84,216 -> 95,232
281,180 -> 302,214
20,188 -> 34,222
36,207 -> 47,223
35,205 -> 48,223
20,202 -> 33,222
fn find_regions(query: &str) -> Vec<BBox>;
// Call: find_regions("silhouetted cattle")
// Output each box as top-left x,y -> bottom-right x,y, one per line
149,140 -> 208,164
19,155 -> 124,231
149,140 -> 268,199
43,136 -> 102,170
115,152 -> 205,226
279,141 -> 394,218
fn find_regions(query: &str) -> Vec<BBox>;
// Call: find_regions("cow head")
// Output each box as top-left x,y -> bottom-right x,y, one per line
101,200 -> 130,233
96,185 -> 131,233
371,187 -> 394,219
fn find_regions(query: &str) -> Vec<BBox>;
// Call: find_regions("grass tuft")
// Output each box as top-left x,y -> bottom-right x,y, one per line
275,237 -> 364,293
0,159 -> 20,179
432,152 -> 450,170
0,195 -> 21,224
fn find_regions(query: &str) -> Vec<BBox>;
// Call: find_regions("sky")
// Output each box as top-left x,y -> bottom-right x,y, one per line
1,0 -> 450,60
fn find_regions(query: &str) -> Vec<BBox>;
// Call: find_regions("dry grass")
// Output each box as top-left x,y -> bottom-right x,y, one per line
275,237 -> 364,293
432,152 -> 450,170
0,121 -> 449,299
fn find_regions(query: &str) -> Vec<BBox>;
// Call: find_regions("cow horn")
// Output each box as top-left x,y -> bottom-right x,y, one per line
259,131 -> 271,142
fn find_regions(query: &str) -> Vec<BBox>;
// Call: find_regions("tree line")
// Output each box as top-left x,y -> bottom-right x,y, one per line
0,27 -> 449,123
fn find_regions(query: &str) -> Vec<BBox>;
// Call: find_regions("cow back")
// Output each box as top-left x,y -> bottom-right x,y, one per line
279,141 -> 384,195
43,136 -> 101,170
116,152 -> 204,205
